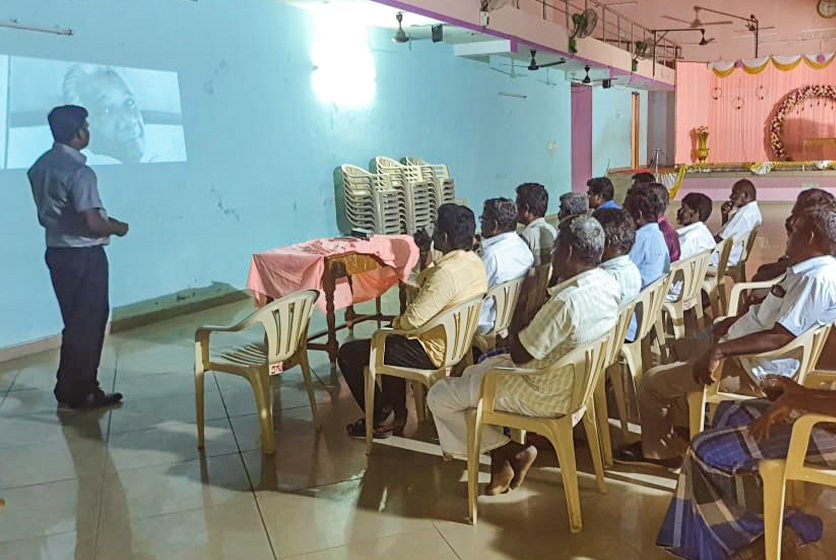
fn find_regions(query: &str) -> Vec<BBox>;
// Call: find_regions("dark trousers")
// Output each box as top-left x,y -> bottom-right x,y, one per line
46,246 -> 109,406
337,335 -> 434,424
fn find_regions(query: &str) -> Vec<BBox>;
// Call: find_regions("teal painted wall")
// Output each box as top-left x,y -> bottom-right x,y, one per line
591,87 -> 648,177
0,0 -> 574,348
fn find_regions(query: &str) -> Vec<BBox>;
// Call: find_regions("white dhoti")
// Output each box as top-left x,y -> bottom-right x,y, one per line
427,355 -> 516,458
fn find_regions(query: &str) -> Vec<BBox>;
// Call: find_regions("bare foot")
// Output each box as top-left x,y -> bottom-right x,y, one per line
510,445 -> 538,490
485,449 -> 514,496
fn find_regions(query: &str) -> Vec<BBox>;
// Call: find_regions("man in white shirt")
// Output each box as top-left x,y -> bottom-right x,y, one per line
478,198 -> 534,334
668,193 -> 717,301
428,216 -> 620,494
516,183 -> 557,266
593,207 -> 641,305
616,207 -> 836,468
710,180 -> 762,268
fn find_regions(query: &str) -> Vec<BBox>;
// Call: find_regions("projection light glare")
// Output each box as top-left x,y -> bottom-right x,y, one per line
310,9 -> 376,108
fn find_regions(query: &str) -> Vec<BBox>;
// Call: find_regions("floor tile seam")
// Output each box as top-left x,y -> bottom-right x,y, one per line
100,449 -> 244,476
0,470 -> 109,492
95,493 -> 260,529
0,526 -> 80,546
252,472 -> 365,499
431,521 -> 464,560
273,526 -> 443,560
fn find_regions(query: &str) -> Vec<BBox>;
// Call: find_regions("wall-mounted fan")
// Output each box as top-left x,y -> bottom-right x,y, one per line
480,0 -> 509,26
568,9 -> 598,53
527,49 -> 566,71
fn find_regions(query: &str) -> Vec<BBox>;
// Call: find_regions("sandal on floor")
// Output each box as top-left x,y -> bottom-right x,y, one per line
346,418 -> 393,439
613,441 -> 682,470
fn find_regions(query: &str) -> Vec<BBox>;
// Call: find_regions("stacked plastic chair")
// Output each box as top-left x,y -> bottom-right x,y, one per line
340,164 -> 402,234
402,156 -> 456,207
373,156 -> 435,234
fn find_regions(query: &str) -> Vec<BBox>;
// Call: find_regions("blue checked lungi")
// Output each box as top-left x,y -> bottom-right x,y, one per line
657,400 -> 836,560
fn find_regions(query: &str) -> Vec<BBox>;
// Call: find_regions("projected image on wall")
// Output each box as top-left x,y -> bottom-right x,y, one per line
2,56 -> 186,168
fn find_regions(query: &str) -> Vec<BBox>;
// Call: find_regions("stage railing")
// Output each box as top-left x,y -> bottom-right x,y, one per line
510,0 -> 680,69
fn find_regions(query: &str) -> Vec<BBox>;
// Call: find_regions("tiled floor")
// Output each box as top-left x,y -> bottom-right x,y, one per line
1,202 -> 834,560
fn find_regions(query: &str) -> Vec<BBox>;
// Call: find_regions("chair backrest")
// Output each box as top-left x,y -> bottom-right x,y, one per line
483,276 -> 526,337
634,274 -> 673,341
567,334 -> 611,415
670,249 -> 713,304
420,295 -> 484,368
255,289 -> 319,364
740,225 -> 761,265
714,236 -> 735,278
607,301 -> 637,367
794,323 -> 834,386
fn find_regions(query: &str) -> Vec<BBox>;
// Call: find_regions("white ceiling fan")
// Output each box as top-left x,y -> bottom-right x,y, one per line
663,7 -> 733,28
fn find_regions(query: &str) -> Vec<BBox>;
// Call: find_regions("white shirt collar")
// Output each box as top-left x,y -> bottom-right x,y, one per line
601,254 -> 631,269
677,221 -> 705,235
789,255 -> 836,275
481,231 -> 518,250
525,217 -> 547,230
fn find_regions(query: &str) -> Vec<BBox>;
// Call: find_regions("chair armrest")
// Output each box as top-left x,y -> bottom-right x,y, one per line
728,278 -> 782,315
785,413 -> 836,472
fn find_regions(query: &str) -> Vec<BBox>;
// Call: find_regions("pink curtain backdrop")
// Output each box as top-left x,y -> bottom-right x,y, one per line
675,61 -> 836,163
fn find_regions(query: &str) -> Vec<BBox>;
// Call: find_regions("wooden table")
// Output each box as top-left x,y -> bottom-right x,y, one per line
306,251 -> 407,370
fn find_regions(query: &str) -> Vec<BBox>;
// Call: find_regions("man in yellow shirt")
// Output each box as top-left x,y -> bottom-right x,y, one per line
338,204 -> 487,439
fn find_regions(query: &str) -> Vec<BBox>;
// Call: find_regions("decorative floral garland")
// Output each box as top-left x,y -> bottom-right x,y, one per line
770,85 -> 836,161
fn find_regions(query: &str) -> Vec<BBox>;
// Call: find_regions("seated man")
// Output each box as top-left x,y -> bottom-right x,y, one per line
516,182 -> 556,266
427,216 -> 620,495
631,172 -> 655,186
657,379 -> 836,560
710,179 -> 762,268
477,198 -> 534,334
593,208 -> 641,305
668,192 -> 716,301
587,176 -> 621,211
753,187 -> 836,282
649,182 -> 681,262
338,203 -> 487,438
625,183 -> 671,339
616,207 -> 836,469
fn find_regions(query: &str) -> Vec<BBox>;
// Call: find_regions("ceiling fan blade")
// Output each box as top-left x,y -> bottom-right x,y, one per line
701,21 -> 733,26
662,15 -> 691,25
539,60 -> 566,68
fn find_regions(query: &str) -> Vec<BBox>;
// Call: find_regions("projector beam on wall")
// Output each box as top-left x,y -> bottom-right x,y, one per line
0,19 -> 74,36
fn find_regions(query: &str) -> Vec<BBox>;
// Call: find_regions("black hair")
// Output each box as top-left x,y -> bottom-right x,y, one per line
437,203 -> 476,251
624,183 -> 665,222
648,182 -> 670,211
586,177 -> 614,201
681,193 -> 713,222
556,215 -> 605,266
794,207 -> 836,255
592,208 -> 636,255
48,105 -> 88,144
515,183 -> 549,217
795,188 -> 836,213
733,179 -> 757,201
631,172 -> 655,185
482,198 -> 518,233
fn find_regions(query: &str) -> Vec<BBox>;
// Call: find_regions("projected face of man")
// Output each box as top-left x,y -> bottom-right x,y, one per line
78,69 -> 146,163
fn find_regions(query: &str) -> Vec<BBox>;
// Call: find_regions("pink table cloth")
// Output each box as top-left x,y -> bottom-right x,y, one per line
246,235 -> 419,311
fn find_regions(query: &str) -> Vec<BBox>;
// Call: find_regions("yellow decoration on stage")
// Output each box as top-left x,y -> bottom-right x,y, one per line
744,60 -> 771,74
709,54 -> 835,77
668,164 -> 688,200
771,58 -> 803,71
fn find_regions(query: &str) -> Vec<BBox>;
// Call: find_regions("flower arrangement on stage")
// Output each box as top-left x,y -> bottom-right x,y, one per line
770,85 -> 836,160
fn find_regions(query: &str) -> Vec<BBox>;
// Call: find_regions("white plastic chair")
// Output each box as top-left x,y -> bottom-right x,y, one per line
194,289 -> 319,454
594,300 -> 638,466
610,274 -> 673,440
688,280 -> 832,436
473,276 -> 526,353
465,334 -> 612,531
662,250 -> 713,347
703,236 -> 735,317
364,295 -> 484,455
760,412 -> 836,560
726,225 -> 761,284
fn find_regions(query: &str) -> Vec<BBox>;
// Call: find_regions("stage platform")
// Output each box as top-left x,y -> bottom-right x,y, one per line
606,164 -> 836,203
